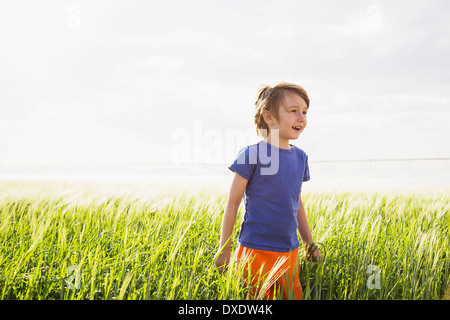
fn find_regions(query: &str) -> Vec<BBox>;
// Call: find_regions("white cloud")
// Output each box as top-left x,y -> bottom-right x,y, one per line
113,55 -> 187,76
1,0 -> 449,167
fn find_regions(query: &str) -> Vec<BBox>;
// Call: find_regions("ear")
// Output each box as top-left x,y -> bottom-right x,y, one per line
262,110 -> 275,125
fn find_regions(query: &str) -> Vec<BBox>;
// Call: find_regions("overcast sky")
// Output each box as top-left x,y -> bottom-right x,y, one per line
1,0 -> 449,166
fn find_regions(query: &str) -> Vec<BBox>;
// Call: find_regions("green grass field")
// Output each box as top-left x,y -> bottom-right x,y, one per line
0,180 -> 449,300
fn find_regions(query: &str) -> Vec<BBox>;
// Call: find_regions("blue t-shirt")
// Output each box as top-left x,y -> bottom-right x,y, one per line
228,140 -> 310,252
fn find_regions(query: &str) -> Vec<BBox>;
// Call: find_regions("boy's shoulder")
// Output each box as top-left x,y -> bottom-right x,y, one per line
237,142 -> 308,155
235,142 -> 308,163
236,142 -> 259,155
290,144 -> 308,157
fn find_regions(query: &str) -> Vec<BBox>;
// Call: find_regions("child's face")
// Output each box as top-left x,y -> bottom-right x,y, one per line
270,91 -> 308,141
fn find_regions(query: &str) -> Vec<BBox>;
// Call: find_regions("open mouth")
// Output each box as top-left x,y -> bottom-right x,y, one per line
292,126 -> 302,131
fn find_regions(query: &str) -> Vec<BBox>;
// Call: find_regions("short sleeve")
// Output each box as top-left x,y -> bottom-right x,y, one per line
303,155 -> 310,182
228,146 -> 257,181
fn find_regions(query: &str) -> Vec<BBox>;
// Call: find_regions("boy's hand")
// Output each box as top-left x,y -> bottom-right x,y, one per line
304,242 -> 322,263
215,249 -> 231,274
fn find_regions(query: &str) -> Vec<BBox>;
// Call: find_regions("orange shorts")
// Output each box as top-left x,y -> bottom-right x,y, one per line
235,244 -> 303,300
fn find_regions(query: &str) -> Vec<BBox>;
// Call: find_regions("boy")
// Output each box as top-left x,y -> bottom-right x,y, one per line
215,82 -> 320,300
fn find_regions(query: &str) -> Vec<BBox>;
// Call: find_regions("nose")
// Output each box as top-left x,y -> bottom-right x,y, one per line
298,113 -> 307,123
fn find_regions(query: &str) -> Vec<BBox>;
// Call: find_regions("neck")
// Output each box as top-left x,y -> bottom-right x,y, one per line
265,132 -> 291,150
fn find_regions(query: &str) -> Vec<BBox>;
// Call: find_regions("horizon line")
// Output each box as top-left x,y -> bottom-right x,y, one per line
1,157 -> 450,168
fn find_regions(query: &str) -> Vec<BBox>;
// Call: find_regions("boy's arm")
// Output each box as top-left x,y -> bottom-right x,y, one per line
297,193 -> 314,245
215,172 -> 248,272
297,193 -> 321,261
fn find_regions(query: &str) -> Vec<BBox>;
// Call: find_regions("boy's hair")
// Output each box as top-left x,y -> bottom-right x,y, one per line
254,82 -> 310,138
